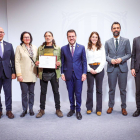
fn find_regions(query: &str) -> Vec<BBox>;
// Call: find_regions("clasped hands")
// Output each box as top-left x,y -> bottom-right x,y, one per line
111,58 -> 122,65
61,74 -> 86,81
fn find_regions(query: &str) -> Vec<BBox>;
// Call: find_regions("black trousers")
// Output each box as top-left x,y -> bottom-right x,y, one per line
135,69 -> 140,110
40,73 -> 60,110
86,65 -> 104,112
20,82 -> 35,111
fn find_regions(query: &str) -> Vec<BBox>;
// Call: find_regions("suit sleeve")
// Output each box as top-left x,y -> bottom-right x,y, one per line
120,39 -> 131,63
82,46 -> 87,74
10,44 -> 16,74
131,38 -> 136,69
15,46 -> 22,76
105,41 -> 112,64
61,47 -> 64,74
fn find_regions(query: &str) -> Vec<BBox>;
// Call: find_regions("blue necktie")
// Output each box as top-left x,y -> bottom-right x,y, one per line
0,42 -> 3,58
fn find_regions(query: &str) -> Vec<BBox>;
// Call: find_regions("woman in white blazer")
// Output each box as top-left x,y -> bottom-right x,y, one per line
15,31 -> 37,117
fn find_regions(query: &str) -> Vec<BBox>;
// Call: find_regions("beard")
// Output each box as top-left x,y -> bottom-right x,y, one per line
113,31 -> 120,37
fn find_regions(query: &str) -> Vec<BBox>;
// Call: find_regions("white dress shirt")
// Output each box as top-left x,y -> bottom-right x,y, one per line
113,36 -> 120,48
0,40 -> 4,54
86,45 -> 106,73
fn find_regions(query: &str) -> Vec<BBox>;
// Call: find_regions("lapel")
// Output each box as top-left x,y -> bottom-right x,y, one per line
110,38 -> 116,53
73,43 -> 79,59
3,41 -> 9,58
66,44 -> 73,59
117,36 -> 123,53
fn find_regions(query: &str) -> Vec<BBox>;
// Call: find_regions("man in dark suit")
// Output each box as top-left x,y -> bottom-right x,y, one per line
131,36 -> 140,117
61,29 -> 87,120
105,22 -> 131,116
0,27 -> 16,119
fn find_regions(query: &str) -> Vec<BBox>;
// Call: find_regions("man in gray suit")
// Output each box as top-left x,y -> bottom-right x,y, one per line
131,36 -> 140,117
105,22 -> 131,116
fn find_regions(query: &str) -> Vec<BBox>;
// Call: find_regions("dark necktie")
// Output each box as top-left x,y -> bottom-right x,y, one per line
116,39 -> 118,51
71,46 -> 74,56
0,42 -> 3,58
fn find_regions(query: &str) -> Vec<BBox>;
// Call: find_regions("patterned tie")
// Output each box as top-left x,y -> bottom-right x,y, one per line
0,42 -> 3,58
116,39 -> 118,51
71,46 -> 74,56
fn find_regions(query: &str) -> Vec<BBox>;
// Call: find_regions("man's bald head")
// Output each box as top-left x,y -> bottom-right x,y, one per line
0,27 -> 5,41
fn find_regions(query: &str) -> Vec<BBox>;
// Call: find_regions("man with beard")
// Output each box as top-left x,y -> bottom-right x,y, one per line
105,22 -> 131,115
61,29 -> 87,120
131,36 -> 140,117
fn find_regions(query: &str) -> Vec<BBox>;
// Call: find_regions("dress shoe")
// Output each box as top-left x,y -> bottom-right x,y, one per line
29,110 -> 34,116
6,111 -> 14,119
0,111 -> 3,118
20,110 -> 27,117
36,109 -> 45,118
56,109 -> 63,117
87,110 -> 92,114
97,111 -> 102,116
122,108 -> 127,116
133,109 -> 140,117
67,110 -> 75,117
107,107 -> 113,114
76,112 -> 82,120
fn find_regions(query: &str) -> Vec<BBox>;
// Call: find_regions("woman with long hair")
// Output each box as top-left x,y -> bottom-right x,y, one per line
86,32 -> 106,116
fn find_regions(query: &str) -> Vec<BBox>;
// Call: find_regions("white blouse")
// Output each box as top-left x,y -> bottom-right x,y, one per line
86,45 -> 106,73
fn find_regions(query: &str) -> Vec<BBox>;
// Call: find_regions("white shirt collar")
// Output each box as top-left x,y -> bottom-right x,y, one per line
0,40 -> 3,43
113,36 -> 120,41
69,42 -> 76,48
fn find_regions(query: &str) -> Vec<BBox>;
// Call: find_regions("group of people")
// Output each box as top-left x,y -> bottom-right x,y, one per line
0,21 -> 140,120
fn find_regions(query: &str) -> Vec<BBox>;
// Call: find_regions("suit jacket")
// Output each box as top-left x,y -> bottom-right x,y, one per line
0,41 -> 15,78
105,36 -> 131,73
61,43 -> 87,80
15,44 -> 37,82
131,36 -> 140,72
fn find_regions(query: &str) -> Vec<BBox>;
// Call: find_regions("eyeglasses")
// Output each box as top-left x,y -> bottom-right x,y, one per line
0,32 -> 4,34
23,37 -> 30,39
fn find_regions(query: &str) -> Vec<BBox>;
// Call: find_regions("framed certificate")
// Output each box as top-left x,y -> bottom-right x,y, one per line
39,55 -> 57,69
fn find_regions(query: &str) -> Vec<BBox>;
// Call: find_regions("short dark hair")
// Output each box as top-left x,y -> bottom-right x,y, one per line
20,31 -> 33,45
111,22 -> 121,30
67,29 -> 77,36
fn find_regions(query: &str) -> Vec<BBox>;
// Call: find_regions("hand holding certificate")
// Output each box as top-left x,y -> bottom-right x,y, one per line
39,55 -> 57,69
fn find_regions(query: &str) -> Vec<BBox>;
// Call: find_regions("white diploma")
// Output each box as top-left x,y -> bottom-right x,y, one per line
39,56 -> 56,69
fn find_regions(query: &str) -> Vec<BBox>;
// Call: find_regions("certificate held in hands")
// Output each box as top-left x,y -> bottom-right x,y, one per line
39,55 -> 57,69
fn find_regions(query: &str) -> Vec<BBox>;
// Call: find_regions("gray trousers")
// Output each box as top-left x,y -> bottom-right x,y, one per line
108,66 -> 127,109
20,82 -> 35,111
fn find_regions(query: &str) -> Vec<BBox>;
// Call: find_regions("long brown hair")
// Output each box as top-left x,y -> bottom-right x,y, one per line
41,31 -> 56,46
88,32 -> 102,50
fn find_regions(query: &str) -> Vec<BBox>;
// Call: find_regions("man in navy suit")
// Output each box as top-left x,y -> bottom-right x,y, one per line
61,29 -> 87,120
0,27 -> 16,119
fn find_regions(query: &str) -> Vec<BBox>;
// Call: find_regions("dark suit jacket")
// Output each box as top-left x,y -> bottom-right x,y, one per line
0,41 -> 15,78
61,43 -> 87,80
105,36 -> 131,73
131,36 -> 140,72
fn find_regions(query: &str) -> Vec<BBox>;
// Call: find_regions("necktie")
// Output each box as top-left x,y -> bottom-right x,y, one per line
0,42 -> 3,58
116,39 -> 118,51
71,46 -> 74,56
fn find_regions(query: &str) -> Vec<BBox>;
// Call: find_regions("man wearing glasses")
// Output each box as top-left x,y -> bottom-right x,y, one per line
0,27 -> 16,119
61,29 -> 87,120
